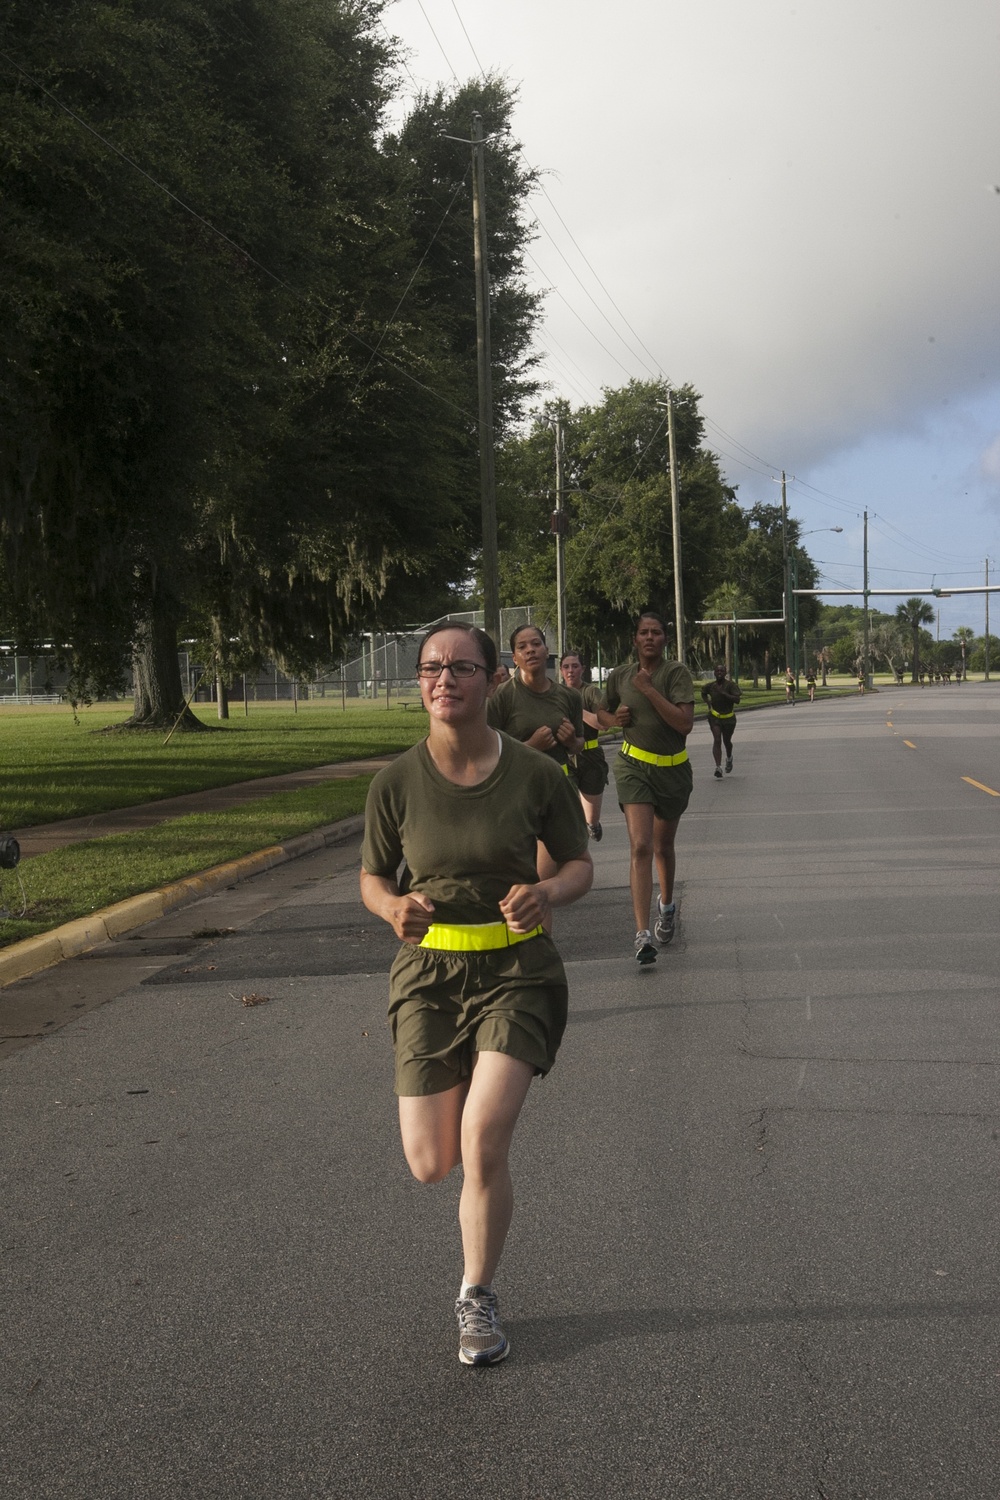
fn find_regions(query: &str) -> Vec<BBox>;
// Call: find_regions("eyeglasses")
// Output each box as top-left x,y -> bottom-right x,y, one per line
415,660 -> 488,679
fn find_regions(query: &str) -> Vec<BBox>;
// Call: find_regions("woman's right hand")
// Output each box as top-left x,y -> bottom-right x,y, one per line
388,893 -> 436,944
527,725 -> 556,750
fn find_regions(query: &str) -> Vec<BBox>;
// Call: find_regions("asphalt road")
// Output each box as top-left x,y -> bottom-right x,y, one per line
2,687 -> 999,1499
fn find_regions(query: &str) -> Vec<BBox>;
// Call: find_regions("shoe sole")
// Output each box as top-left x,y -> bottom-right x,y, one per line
459,1338 -> 510,1366
635,944 -> 658,965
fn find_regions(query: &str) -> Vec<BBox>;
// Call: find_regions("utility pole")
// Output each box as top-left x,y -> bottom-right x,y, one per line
781,472 -> 791,672
551,417 -> 567,659
471,113 -> 500,647
862,510 -> 871,689
666,392 -> 685,663
986,557 -> 991,681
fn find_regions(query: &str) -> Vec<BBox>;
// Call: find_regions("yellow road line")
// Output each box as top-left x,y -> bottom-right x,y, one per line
903,740 -> 916,748
962,777 -> 1000,798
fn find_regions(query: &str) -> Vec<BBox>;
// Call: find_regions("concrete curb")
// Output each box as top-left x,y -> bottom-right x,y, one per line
0,814 -> 365,991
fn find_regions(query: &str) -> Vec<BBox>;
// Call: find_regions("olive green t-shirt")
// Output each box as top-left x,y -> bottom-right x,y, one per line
701,677 -> 741,715
602,660 -> 695,756
486,676 -> 584,768
361,734 -> 589,926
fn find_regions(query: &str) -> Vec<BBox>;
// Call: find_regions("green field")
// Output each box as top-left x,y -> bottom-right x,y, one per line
0,776 -> 373,948
0,700 -> 430,828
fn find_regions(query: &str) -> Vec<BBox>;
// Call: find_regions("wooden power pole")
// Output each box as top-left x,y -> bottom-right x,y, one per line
471,113 -> 500,647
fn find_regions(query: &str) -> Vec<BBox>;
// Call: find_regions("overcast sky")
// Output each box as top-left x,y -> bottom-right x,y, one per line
384,0 -> 1000,636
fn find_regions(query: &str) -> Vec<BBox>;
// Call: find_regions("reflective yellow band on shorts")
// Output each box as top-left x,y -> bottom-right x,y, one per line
620,742 -> 689,768
583,737 -> 600,750
419,921 -> 544,952
562,763 -> 570,775
709,708 -> 735,720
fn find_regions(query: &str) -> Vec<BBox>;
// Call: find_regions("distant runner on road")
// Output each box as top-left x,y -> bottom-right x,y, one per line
599,611 -> 695,965
360,622 -> 592,1368
701,663 -> 741,779
488,624 -> 584,878
784,667 -> 796,705
559,650 -> 609,840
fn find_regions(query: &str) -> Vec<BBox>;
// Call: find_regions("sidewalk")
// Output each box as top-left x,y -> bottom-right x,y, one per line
11,756 -> 395,859
1,757 -> 394,989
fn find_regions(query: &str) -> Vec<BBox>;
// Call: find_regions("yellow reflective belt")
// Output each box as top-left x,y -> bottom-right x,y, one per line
419,921 -> 544,952
709,708 -> 735,720
621,742 -> 689,768
583,737 -> 600,750
561,762 -> 570,775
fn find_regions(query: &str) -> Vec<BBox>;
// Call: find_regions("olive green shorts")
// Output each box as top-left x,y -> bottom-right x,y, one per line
387,935 -> 569,1097
571,748 -> 610,796
613,752 -> 693,823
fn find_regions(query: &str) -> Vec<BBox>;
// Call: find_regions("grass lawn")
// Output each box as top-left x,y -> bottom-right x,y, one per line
0,700 -> 429,828
0,776 -> 373,948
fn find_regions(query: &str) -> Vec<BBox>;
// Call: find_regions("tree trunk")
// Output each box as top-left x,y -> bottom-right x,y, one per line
216,673 -> 230,720
911,628 -> 920,683
123,601 -> 203,730
764,648 -> 772,690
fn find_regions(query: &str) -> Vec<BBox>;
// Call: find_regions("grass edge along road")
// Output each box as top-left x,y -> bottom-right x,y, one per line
0,778 -> 372,950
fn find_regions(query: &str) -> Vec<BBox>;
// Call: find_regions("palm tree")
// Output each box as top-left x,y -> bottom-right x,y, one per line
954,625 -> 975,680
896,598 -> 935,682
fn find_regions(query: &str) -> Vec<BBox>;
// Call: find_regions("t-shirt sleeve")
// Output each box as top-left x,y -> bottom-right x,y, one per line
538,764 -> 590,865
567,687 -> 585,739
486,687 -> 507,731
360,772 -> 403,877
668,664 -> 696,704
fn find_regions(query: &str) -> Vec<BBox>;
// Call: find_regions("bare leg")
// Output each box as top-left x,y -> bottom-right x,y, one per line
653,813 -> 681,908
578,790 -> 603,826
622,802 -> 655,931
458,1052 -> 534,1286
398,1083 -> 467,1184
709,721 -> 722,768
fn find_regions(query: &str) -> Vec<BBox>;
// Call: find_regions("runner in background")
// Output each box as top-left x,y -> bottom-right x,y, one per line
700,662 -> 741,779
784,667 -> 796,705
559,651 -> 609,840
599,611 -> 695,964
488,625 -> 584,877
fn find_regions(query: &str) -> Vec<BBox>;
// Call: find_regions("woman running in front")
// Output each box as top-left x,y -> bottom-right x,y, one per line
360,623 -> 593,1366
599,611 -> 695,964
559,650 -> 608,840
487,624 -> 585,875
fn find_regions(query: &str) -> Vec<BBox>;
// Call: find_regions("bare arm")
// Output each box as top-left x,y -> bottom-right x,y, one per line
360,870 -> 435,944
633,669 -> 695,736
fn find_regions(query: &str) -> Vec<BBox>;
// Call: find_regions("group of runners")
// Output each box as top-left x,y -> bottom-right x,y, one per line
359,612 -> 741,1367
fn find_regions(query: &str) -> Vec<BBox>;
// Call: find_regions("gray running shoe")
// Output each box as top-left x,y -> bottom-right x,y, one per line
654,902 -> 676,946
714,767 -> 723,778
634,930 -> 657,965
587,821 -> 603,841
725,755 -> 733,774
456,1286 -> 509,1366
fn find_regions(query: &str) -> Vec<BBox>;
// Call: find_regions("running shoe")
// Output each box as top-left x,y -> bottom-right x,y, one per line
654,902 -> 676,946
725,755 -> 733,774
714,767 -> 723,778
456,1285 -> 509,1366
634,930 -> 657,965
587,821 -> 603,841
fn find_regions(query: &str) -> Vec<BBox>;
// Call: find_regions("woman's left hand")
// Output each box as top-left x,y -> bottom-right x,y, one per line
499,882 -> 551,933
